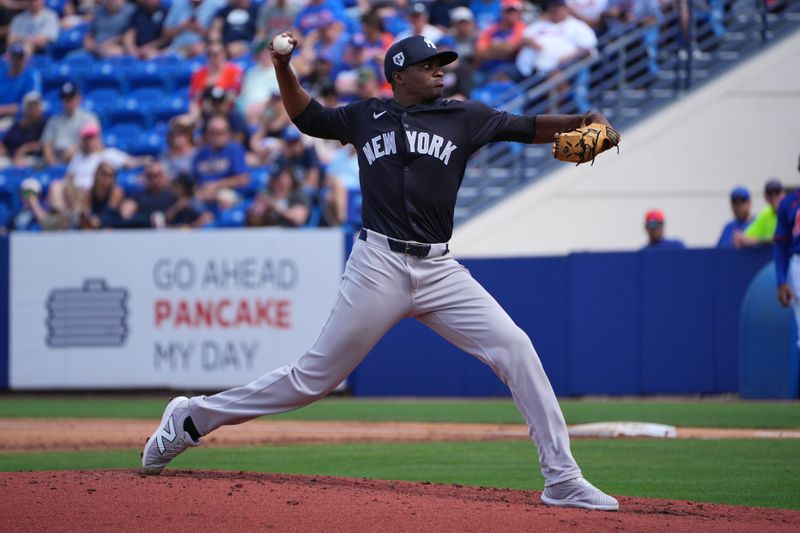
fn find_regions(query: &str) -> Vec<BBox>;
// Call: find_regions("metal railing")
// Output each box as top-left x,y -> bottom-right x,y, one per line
456,0 -> 800,225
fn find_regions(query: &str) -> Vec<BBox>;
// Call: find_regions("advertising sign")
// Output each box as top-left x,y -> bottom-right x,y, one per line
9,228 -> 343,389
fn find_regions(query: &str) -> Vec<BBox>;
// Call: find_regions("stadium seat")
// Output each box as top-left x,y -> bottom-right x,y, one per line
152,94 -> 190,127
49,25 -> 88,60
129,130 -> 166,157
0,199 -> 11,228
85,88 -> 122,117
117,167 -> 145,194
107,91 -> 156,129
104,124 -> 146,152
0,167 -> 27,211
42,61 -> 87,94
129,62 -> 171,91
214,205 -> 247,228
85,61 -> 126,92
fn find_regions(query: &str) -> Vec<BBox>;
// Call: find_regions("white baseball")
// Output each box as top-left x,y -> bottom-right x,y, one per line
273,35 -> 294,55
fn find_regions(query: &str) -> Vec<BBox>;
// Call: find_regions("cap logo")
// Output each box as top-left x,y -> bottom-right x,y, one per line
393,52 -> 405,67
423,37 -> 436,49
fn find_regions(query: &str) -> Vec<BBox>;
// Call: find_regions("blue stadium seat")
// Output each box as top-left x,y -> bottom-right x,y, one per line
239,166 -> 270,198
86,61 -> 126,92
0,199 -> 11,228
214,205 -> 247,228
117,167 -> 146,194
129,62 -> 171,91
43,89 -> 63,116
0,167 -> 27,211
104,124 -> 145,152
45,0 -> 66,15
85,88 -> 122,117
129,130 -> 166,157
42,62 -> 86,94
152,94 -> 189,127
107,92 -> 154,129
49,25 -> 88,60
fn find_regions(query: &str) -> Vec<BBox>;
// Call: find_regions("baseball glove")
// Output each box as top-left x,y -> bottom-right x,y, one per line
552,122 -> 621,166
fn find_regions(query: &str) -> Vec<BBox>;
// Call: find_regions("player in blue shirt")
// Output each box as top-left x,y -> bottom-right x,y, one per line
642,209 -> 685,250
717,186 -> 753,248
773,184 -> 800,312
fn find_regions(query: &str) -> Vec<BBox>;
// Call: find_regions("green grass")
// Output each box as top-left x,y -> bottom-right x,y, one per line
1,439 -> 798,510
0,396 -> 798,428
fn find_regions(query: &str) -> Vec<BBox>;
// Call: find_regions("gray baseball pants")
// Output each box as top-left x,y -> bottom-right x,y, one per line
188,229 -> 582,486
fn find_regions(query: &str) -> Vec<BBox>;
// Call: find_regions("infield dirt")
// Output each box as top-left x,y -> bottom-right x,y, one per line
2,469 -> 799,532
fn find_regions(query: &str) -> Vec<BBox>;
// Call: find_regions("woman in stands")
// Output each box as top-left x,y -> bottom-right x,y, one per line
82,161 -> 124,229
246,164 -> 310,228
188,39 -> 243,119
160,118 -> 197,180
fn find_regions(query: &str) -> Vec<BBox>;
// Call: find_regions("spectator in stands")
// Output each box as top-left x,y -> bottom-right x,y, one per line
246,91 -> 288,166
60,0 -> 95,30
189,39 -> 243,117
355,9 -> 392,67
1,0 -> 28,54
246,163 -> 310,227
82,160 -> 124,229
0,42 -> 39,132
292,0 -> 347,36
516,0 -> 597,78
41,81 -> 99,165
2,176 -> 53,233
8,0 -> 59,53
48,122 -> 138,218
602,0 -> 662,77
160,117 -> 197,180
397,3 -> 445,42
118,160 -> 178,227
278,124 -> 346,226
449,6 -> 477,67
199,86 -> 248,145
716,186 -> 752,248
734,179 -> 785,249
163,0 -> 225,58
277,125 -> 321,191
473,0 -> 525,85
436,35 -> 471,99
210,0 -> 258,59
642,209 -> 685,249
165,171 -> 213,227
255,0 -> 298,44
192,114 -> 249,202
0,90 -> 45,166
84,0 -> 136,57
123,0 -> 170,59
470,0 -> 501,30
428,0 -> 469,28
238,38 -> 279,125
566,0 -> 608,32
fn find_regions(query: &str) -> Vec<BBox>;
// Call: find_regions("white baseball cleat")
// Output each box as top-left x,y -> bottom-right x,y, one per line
540,477 -> 619,511
141,396 -> 200,475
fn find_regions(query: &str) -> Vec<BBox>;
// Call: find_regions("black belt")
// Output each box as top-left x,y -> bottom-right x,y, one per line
359,230 -> 448,258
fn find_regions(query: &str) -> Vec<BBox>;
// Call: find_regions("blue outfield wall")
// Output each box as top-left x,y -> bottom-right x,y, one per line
349,247 -> 773,397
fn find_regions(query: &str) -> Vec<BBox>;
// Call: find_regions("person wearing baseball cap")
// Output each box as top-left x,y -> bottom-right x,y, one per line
643,209 -> 686,250
1,90 -> 46,166
473,0 -> 526,85
145,28 -> 623,511
0,41 -> 38,130
395,2 -> 444,43
1,177 -> 53,233
735,178 -> 786,249
41,81 -> 100,165
717,186 -> 753,248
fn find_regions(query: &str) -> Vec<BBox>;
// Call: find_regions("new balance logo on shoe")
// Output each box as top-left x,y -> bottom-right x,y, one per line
156,416 -> 177,454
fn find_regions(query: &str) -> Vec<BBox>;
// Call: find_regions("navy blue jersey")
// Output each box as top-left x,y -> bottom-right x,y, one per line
773,191 -> 800,286
293,97 -> 535,243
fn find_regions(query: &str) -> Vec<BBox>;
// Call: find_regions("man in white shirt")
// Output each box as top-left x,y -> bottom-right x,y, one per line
516,0 -> 597,78
8,0 -> 59,53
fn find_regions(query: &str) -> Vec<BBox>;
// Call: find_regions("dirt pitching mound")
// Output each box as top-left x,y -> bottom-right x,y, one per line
1,470 -> 798,532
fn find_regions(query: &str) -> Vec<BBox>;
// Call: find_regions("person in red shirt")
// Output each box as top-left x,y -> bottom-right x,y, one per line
189,39 -> 243,118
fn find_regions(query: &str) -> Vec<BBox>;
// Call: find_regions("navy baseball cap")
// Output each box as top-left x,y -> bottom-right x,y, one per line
765,178 -> 783,193
384,35 -> 458,83
730,186 -> 750,201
